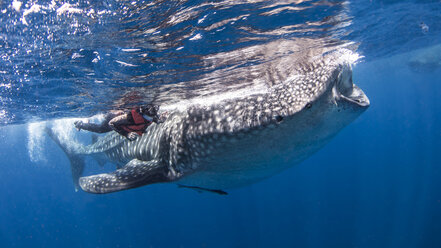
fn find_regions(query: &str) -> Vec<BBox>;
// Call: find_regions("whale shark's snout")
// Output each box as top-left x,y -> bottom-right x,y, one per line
335,64 -> 370,109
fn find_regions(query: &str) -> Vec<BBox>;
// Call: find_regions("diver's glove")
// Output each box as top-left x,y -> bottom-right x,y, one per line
126,132 -> 139,141
74,120 -> 83,131
157,111 -> 168,123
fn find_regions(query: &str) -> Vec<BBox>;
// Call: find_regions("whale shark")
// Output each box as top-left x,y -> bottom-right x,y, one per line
46,44 -> 369,194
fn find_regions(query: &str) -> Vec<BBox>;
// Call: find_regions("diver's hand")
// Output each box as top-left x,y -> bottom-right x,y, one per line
158,111 -> 168,123
74,120 -> 83,131
126,132 -> 139,141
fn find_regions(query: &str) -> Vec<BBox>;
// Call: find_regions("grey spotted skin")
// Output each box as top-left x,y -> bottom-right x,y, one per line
47,49 -> 369,194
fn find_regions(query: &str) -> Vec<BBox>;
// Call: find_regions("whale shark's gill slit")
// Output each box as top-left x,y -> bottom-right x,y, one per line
141,137 -> 149,159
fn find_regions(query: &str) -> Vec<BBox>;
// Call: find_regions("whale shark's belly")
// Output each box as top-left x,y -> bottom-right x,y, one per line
177,113 -> 340,189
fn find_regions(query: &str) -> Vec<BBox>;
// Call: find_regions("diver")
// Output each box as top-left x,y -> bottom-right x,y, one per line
74,104 -> 167,141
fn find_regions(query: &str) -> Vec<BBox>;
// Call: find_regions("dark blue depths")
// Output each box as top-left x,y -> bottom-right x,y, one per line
0,57 -> 440,247
1,0 -> 441,246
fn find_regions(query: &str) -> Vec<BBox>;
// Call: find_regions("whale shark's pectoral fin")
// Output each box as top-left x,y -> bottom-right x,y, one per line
79,159 -> 170,194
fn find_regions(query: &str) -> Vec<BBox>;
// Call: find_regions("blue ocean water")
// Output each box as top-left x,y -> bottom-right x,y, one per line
0,0 -> 440,247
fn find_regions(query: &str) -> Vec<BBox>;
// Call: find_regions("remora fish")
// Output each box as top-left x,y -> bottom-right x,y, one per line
46,44 -> 369,194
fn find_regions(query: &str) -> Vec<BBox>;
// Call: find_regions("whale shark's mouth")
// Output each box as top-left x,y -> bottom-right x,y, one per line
341,85 -> 370,108
336,64 -> 370,108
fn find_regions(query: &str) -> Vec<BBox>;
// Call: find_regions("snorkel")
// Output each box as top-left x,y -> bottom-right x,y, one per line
142,114 -> 153,122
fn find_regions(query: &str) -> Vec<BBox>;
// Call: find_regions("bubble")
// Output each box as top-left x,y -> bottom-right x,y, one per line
27,121 -> 48,163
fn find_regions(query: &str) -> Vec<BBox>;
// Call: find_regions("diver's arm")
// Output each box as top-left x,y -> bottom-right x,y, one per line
108,110 -> 125,116
108,113 -> 131,137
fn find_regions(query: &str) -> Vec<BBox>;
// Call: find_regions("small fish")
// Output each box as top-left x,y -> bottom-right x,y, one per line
419,22 -> 429,34
178,184 -> 228,195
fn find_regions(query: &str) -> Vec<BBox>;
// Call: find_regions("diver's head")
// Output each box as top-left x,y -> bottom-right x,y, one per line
140,104 -> 159,117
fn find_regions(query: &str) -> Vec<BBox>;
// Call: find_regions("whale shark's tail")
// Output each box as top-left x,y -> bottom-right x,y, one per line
45,127 -> 85,191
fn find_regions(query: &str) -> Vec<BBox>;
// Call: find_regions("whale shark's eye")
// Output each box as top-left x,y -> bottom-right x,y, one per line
305,103 -> 312,109
275,115 -> 283,123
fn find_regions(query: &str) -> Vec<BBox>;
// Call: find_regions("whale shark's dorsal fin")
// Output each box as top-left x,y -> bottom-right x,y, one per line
79,159 -> 170,194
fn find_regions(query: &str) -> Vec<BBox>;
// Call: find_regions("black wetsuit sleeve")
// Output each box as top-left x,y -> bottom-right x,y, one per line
78,121 -> 113,133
